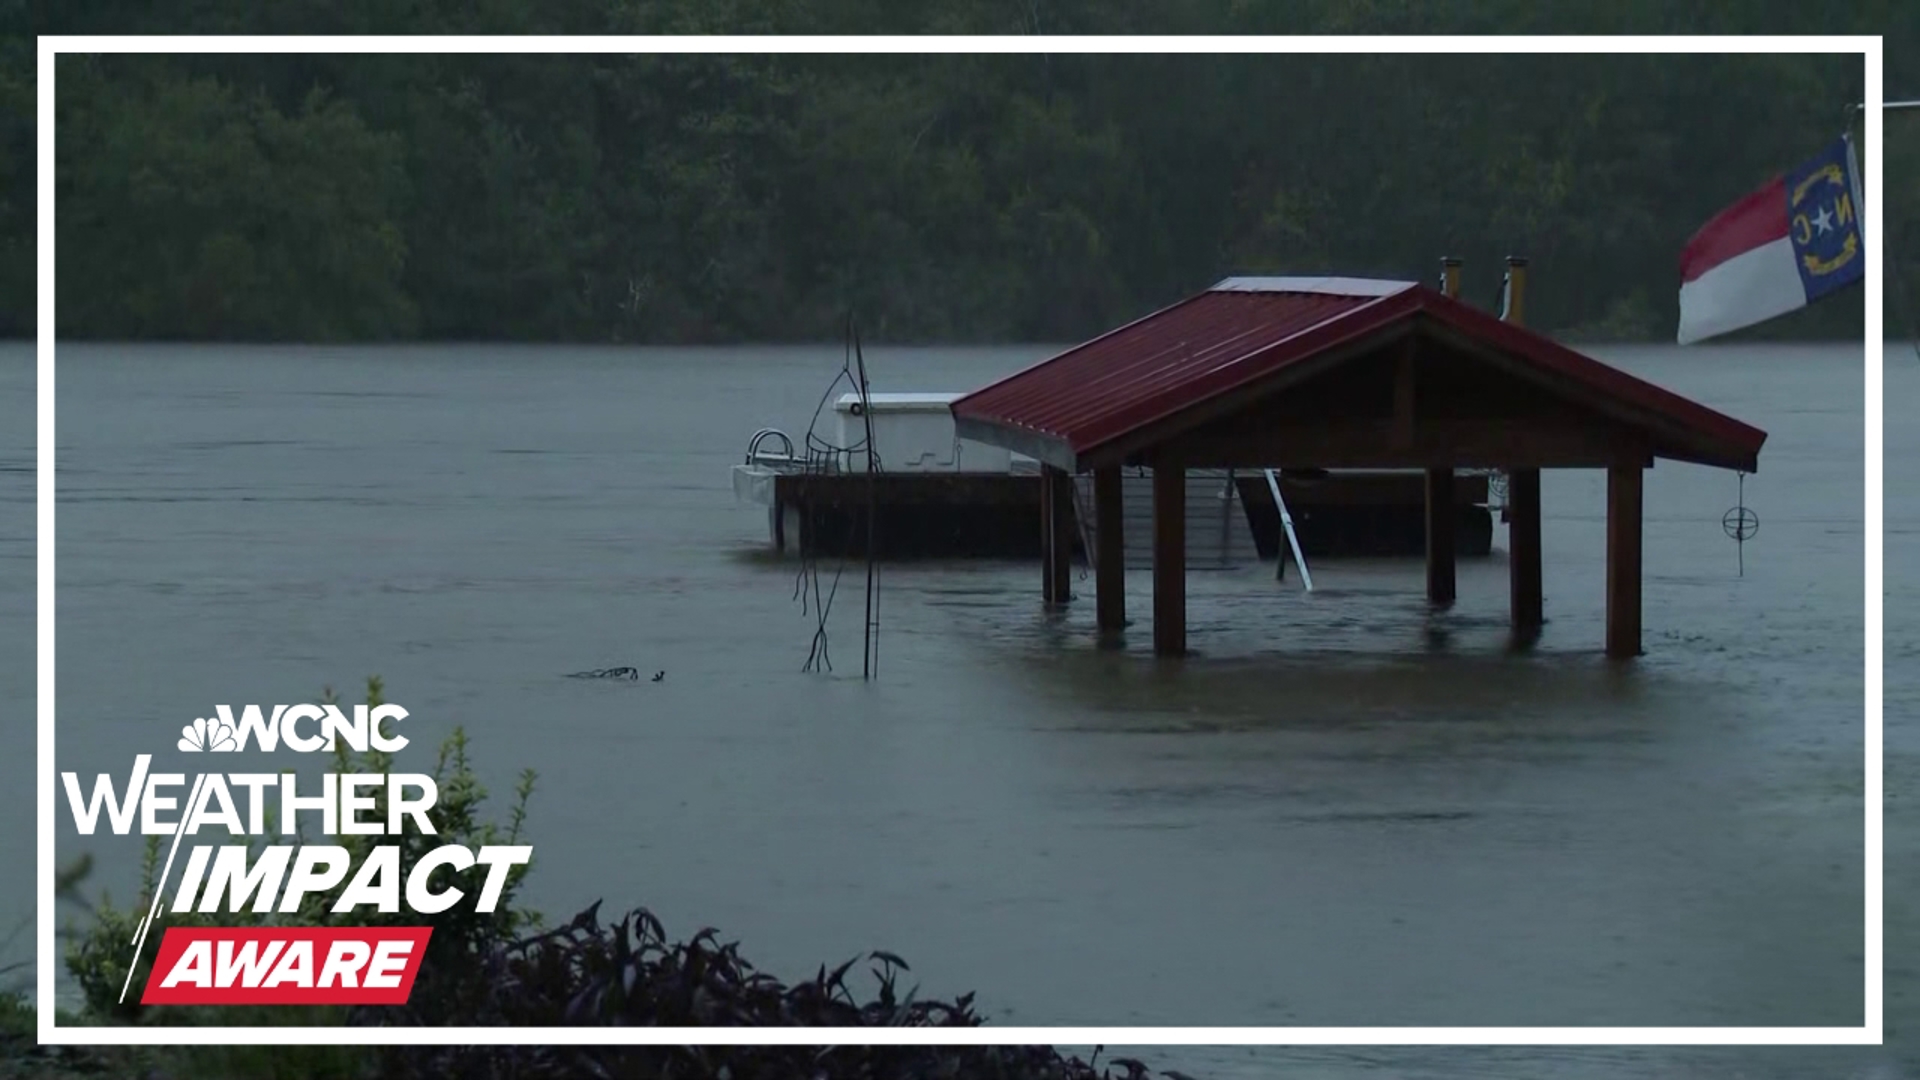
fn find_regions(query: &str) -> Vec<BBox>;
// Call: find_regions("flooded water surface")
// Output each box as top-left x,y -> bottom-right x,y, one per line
0,341 -> 1906,1077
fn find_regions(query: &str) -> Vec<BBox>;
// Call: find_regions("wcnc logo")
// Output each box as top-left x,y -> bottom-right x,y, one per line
61,703 -> 529,1007
175,703 -> 411,754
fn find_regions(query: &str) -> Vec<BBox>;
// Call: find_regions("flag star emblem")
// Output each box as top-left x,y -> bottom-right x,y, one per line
1812,205 -> 1835,234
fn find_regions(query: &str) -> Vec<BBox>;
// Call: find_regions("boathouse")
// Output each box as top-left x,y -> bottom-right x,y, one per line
949,269 -> 1767,658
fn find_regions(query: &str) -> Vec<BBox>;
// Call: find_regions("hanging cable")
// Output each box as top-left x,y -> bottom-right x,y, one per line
852,326 -> 881,681
794,312 -> 884,677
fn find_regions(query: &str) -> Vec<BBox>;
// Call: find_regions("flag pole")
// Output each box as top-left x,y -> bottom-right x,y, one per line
1857,98 -> 1920,360
1844,129 -> 1865,233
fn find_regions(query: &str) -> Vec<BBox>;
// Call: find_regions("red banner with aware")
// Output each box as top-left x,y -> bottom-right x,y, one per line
140,926 -> 433,1006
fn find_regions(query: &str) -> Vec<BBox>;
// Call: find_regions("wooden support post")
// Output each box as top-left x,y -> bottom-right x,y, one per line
1094,465 -> 1126,631
1500,255 -> 1541,639
1040,465 -> 1072,604
1425,467 -> 1457,605
1040,467 -> 1057,602
1605,465 -> 1643,659
1053,466 -> 1076,602
1152,464 -> 1187,657
1392,341 -> 1416,448
1507,467 -> 1543,635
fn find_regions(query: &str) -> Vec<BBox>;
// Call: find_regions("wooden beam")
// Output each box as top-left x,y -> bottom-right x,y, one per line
1425,467 -> 1456,605
1606,465 -> 1643,659
1507,467 -> 1543,636
1500,259 -> 1543,643
1415,319 -> 1761,473
1082,323 -> 1416,468
1040,465 -> 1072,604
776,471 -> 1046,507
1054,466 -> 1076,603
1094,465 -> 1126,631
1165,419 -> 1650,470
1152,465 -> 1187,657
1392,338 -> 1417,449
1040,465 -> 1057,602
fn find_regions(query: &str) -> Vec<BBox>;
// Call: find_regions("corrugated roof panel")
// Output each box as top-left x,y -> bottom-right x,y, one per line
951,277 -> 1768,471
957,288 -> 1392,451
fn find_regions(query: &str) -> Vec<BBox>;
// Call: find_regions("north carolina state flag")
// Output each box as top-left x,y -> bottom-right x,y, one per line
1677,136 -> 1864,345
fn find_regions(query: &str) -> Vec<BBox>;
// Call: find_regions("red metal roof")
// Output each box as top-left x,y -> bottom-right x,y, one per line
951,277 -> 1767,470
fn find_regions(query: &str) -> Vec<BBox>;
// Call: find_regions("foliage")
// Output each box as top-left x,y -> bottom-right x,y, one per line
0,991 -> 115,1080
30,677 -> 1165,1080
361,901 -> 1147,1080
0,4 -> 30,340
8,6 -> 1915,345
52,61 -> 414,341
62,677 -> 538,1026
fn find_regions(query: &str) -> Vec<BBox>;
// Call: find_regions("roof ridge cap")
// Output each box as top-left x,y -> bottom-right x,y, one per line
1210,276 -> 1416,298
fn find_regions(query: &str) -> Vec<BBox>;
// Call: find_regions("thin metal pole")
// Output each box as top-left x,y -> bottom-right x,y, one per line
1264,468 -> 1312,592
853,317 -> 879,681
1852,101 -> 1920,362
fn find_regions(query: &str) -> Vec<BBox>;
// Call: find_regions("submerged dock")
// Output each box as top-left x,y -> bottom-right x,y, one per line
752,467 -> 1492,566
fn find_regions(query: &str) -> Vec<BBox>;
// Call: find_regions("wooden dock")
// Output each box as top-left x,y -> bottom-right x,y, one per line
764,468 -> 1491,565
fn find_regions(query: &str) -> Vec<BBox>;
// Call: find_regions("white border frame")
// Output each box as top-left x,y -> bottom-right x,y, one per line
35,34 -> 1883,1047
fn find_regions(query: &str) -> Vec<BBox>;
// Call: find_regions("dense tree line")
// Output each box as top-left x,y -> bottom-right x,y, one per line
6,1 -> 1917,344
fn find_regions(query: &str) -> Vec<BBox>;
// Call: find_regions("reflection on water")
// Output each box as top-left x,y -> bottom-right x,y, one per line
0,340 -> 1904,1077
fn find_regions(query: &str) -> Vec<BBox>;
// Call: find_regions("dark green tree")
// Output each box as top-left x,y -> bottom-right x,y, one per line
12,1 -> 1915,344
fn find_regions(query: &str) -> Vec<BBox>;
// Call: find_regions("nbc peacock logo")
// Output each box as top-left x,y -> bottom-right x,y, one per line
177,716 -> 240,753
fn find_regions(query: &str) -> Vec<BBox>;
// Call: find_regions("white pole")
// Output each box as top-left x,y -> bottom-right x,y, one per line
1264,468 -> 1313,593
1845,131 -> 1865,220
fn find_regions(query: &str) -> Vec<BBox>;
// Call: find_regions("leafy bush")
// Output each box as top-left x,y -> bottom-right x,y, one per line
365,900 -> 1147,1080
48,677 -> 1172,1080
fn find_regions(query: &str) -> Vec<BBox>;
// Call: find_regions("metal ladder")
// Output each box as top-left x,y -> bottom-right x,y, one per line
1074,468 -> 1309,591
745,428 -> 798,468
1069,475 -> 1098,574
